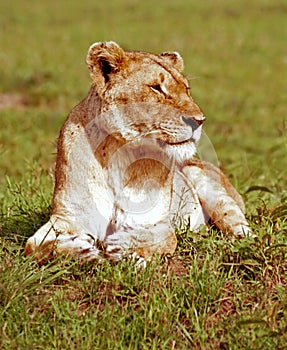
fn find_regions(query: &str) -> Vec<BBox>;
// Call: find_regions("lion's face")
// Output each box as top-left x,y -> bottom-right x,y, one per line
86,41 -> 205,163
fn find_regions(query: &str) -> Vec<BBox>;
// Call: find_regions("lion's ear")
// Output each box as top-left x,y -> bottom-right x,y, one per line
86,41 -> 125,90
159,52 -> 184,72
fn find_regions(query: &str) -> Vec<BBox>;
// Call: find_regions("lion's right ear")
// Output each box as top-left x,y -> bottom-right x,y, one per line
86,41 -> 125,91
159,52 -> 184,72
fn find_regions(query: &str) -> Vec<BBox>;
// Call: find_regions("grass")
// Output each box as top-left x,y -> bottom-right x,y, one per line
0,0 -> 286,349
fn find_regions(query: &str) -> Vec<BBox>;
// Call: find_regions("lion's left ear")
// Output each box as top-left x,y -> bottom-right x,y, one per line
159,52 -> 184,72
86,41 -> 126,92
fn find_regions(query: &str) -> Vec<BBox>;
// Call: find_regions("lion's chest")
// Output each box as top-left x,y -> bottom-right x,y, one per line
63,130 -> 205,241
106,159 -> 206,233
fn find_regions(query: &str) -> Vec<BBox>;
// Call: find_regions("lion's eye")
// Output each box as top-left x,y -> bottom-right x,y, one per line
150,84 -> 164,95
150,84 -> 162,93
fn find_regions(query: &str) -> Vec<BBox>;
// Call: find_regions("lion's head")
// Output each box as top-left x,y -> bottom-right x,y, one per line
86,41 -> 205,164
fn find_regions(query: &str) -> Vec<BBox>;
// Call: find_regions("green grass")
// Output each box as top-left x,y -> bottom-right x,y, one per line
0,0 -> 286,349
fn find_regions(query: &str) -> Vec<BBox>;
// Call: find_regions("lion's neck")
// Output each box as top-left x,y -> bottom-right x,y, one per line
101,138 -> 175,195
94,133 -> 126,168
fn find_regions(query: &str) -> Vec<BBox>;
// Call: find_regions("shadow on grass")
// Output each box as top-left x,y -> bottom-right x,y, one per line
0,205 -> 51,246
0,169 -> 53,245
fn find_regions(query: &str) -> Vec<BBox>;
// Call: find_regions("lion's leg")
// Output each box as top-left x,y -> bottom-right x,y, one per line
25,215 -> 100,262
182,164 -> 253,237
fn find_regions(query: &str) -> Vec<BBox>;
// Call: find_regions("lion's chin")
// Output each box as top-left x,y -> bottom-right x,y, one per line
165,141 -> 197,164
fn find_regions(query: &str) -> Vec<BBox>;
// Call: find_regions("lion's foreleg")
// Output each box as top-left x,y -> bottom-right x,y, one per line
182,166 -> 253,237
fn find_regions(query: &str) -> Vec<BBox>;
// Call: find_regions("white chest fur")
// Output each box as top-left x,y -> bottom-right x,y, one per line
104,145 -> 206,239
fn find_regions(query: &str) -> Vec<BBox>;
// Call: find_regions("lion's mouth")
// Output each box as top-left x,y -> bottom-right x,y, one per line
158,137 -> 196,147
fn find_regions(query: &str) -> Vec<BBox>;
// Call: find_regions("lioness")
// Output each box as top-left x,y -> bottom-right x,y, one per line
25,41 -> 252,262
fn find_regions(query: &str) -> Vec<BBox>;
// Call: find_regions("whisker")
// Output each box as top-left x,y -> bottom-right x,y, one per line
186,75 -> 201,82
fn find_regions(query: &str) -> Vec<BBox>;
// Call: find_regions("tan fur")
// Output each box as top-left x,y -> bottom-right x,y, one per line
25,41 -> 252,263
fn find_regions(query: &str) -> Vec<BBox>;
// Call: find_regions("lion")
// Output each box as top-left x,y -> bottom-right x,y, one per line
25,41 -> 252,262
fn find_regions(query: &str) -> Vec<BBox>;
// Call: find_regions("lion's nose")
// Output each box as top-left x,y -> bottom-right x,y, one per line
182,115 -> 205,130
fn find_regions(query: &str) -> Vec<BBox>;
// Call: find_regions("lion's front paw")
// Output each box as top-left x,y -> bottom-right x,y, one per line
232,224 -> 256,238
56,233 -> 101,261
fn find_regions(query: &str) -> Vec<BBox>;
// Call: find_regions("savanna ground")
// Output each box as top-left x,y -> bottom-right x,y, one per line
0,1 -> 286,349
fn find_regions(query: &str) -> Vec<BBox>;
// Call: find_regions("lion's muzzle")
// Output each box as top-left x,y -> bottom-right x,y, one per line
182,114 -> 205,131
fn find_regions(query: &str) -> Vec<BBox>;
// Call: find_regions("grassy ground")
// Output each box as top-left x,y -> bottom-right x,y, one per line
1,0 -> 286,349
